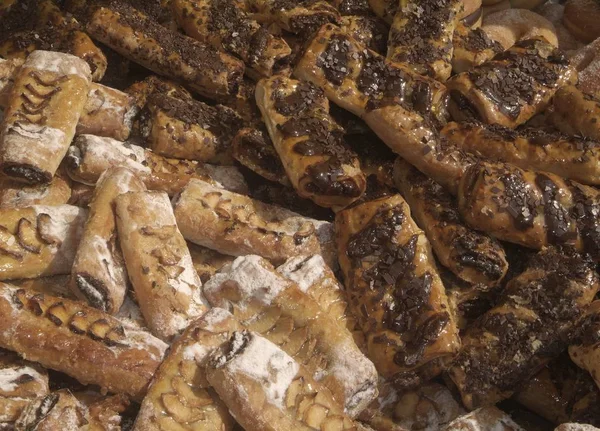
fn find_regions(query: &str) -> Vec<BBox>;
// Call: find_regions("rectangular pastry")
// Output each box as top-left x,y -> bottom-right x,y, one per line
86,2 -> 244,101
0,282 -> 168,400
15,389 -> 88,430
0,173 -> 72,209
569,300 -> 600,392
115,190 -> 209,341
0,204 -> 87,280
173,178 -> 336,267
442,407 -> 525,431
247,0 -> 340,35
447,247 -> 599,409
206,330 -> 363,431
256,76 -> 366,209
134,308 -> 239,431
335,195 -> 461,388
70,167 -> 146,315
0,50 -> 91,184
65,134 -> 248,196
203,255 -> 379,417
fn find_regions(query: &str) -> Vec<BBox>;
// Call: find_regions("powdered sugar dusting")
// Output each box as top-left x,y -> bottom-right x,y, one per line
25,51 -> 91,81
555,424 -> 600,431
444,407 -> 525,431
0,366 -> 46,394
2,123 -> 66,160
75,135 -> 151,176
277,255 -> 331,292
182,342 -> 211,363
34,205 -> 87,247
198,307 -> 234,332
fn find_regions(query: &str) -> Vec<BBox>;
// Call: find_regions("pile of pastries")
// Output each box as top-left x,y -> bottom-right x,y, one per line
0,0 -> 599,429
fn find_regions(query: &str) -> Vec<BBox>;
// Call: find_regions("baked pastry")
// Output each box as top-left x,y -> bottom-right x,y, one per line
11,275 -> 74,299
0,50 -> 91,184
256,76 -> 366,209
64,134 -> 248,196
481,9 -> 559,50
67,182 -> 95,208
0,173 -> 72,209
442,121 -> 600,185
125,75 -> 193,111
115,190 -> 208,341
563,0 -> 600,43
206,330 -> 363,431
15,389 -> 88,430
447,247 -> 599,409
442,406 -> 525,431
172,0 -> 291,79
452,22 -> 503,73
550,85 -> 600,141
536,3 -> 583,53
69,167 -> 146,315
367,0 -> 398,24
86,2 -> 244,101
393,158 -> 508,286
172,179 -> 336,267
447,38 -> 576,128
335,195 -> 461,386
203,255 -> 379,417
569,300 -> 600,392
386,0 -> 463,81
457,161 -> 600,258
555,425 -> 600,431
460,0 -> 483,26
187,242 -> 236,284
0,282 -> 168,400
0,204 -> 87,280
0,57 -> 22,108
339,15 -> 388,54
248,0 -> 341,35
133,308 -> 238,431
139,93 -> 243,165
570,37 -> 600,98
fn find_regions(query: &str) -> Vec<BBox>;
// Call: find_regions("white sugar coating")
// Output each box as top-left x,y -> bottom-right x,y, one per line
123,326 -> 168,361
116,191 -> 174,234
198,307 -> 234,331
444,407 -> 524,431
555,424 -> 600,431
33,205 -> 87,245
24,50 -> 91,81
123,104 -> 139,131
115,296 -> 146,330
277,255 -> 336,293
80,235 -> 121,282
75,134 -> 151,176
0,366 -> 46,394
397,383 -> 465,431
203,255 -> 292,309
222,332 -> 299,408
375,379 -> 399,410
202,164 -> 247,193
182,342 -> 211,363
95,166 -> 144,197
2,123 -> 66,161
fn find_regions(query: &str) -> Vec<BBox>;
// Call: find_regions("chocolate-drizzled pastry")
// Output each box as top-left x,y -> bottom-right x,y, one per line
0,205 -> 87,280
65,135 -> 248,196
86,2 -> 244,101
0,51 -> 91,185
443,121 -> 600,186
447,247 -> 600,409
339,15 -> 388,54
125,75 -> 193,111
394,158 -> 508,286
387,0 -> 463,81
172,0 -> 291,79
337,0 -> 372,16
550,85 -> 600,142
452,22 -> 503,73
447,38 -> 576,128
139,94 -> 243,165
0,0 -> 107,81
232,127 -> 291,185
0,282 -> 168,401
335,195 -> 461,387
256,76 -> 366,209
457,161 -> 600,258
367,0 -> 398,24
247,0 -> 341,36
569,300 -> 600,395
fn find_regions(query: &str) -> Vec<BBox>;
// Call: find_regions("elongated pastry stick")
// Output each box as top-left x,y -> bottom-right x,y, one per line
393,158 -> 508,286
0,51 -> 91,184
133,308 -> 239,431
0,205 -> 87,280
550,85 -> 600,141
172,0 -> 291,79
204,255 -> 378,417
447,247 -> 600,409
0,174 -> 72,209
11,275 -> 74,299
442,407 -> 525,431
386,0 -> 462,81
277,255 -> 357,333
125,75 -> 192,111
173,179 -> 336,266
446,38 -> 576,128
451,23 -> 503,73
0,282 -> 167,400
335,195 -> 461,386
457,161 -> 600,258
206,330 -> 363,431
139,94 -> 243,165
0,350 -> 49,428
256,76 -> 366,209
86,2 -> 244,101
70,168 -> 146,315
248,0 -> 340,35
443,121 -> 600,186
188,242 -> 235,284
569,300 -> 600,392
115,191 -> 208,341
15,389 -> 88,430
64,135 -> 248,196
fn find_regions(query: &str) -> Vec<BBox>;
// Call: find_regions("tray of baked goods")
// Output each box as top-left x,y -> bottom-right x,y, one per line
0,0 -> 599,429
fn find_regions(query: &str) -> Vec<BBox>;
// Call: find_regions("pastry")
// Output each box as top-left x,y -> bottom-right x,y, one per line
481,9 -> 559,50
187,242 -> 236,284
569,300 -> 600,392
339,15 -> 388,54
550,85 -> 600,142
442,407 -> 525,431
0,173 -> 72,209
15,389 -> 88,430
248,0 -> 341,35
452,22 -> 503,73
563,0 -> 600,43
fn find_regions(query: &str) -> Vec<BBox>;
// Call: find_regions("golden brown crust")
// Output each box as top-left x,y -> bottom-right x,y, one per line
0,58 -> 22,108
0,282 -> 167,400
452,23 -> 503,73
15,389 -> 88,430
0,51 -> 91,184
0,205 -> 87,280
550,85 -> 600,142
481,9 -> 559,50
335,195 -> 460,385
569,300 -> 600,393
249,0 -> 341,35
69,167 -> 146,315
447,247 -> 599,409
339,15 -> 388,54
563,0 -> 600,43
125,75 -> 193,111
86,3 -> 244,101
187,242 -> 235,284
256,76 -> 366,209
115,191 -> 208,341
442,407 -> 525,430
0,174 -> 72,209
